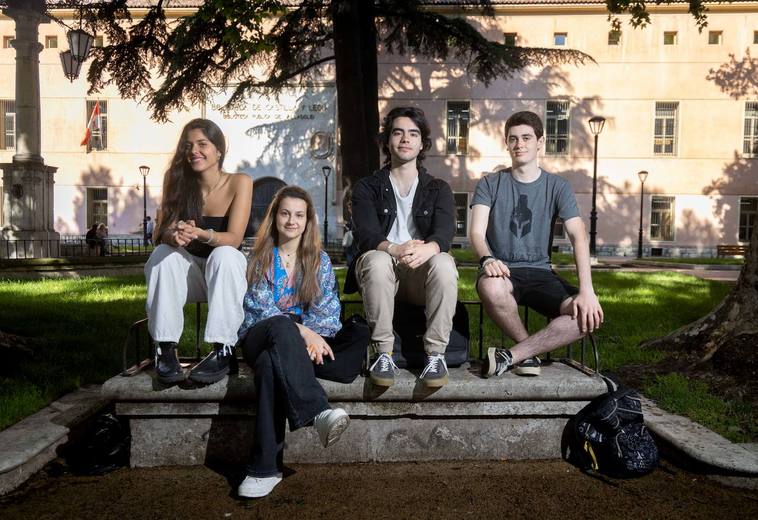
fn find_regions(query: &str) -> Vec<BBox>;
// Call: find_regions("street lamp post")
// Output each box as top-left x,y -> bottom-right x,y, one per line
322,165 -> 332,245
139,165 -> 150,245
588,116 -> 606,260
637,170 -> 649,259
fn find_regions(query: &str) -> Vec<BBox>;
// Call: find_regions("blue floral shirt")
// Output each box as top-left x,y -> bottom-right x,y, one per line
238,250 -> 342,339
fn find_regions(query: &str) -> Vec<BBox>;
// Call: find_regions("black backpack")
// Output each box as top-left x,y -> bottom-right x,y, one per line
563,382 -> 659,478
391,300 -> 470,368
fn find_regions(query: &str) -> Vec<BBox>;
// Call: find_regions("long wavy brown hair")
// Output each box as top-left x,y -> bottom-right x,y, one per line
247,186 -> 323,307
155,118 -> 226,243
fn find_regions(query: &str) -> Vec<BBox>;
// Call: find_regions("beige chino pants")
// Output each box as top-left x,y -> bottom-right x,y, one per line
355,250 -> 458,355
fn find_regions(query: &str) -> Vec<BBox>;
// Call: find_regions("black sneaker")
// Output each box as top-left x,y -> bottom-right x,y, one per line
513,356 -> 541,376
188,343 -> 238,384
154,342 -> 186,384
482,347 -> 513,378
369,352 -> 397,387
419,353 -> 448,387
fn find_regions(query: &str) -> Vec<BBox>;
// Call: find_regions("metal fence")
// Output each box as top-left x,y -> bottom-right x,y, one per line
0,236 -> 349,261
0,236 -> 154,259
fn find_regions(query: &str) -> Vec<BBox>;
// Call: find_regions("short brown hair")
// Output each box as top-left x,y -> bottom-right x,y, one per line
505,111 -> 544,139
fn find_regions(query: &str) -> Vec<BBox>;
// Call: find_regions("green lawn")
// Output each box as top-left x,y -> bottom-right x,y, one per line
0,269 -> 749,442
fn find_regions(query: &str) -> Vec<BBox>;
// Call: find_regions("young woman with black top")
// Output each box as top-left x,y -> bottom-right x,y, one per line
145,118 -> 253,384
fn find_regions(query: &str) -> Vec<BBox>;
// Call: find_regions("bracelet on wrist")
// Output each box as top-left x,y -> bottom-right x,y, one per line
202,228 -> 216,246
479,255 -> 496,268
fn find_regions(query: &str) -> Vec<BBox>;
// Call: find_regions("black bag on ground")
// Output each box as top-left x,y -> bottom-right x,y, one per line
563,383 -> 659,478
391,301 -> 470,368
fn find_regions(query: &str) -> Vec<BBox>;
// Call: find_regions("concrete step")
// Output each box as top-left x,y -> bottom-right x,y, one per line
102,362 -> 607,467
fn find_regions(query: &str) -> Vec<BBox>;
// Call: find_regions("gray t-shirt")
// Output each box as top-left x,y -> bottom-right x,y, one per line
471,169 -> 580,269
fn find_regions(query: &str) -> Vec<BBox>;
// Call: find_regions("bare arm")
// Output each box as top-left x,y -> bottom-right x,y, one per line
564,216 -> 603,333
470,204 -> 509,278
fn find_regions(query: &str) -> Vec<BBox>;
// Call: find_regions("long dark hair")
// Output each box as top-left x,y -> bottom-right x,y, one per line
378,106 -> 432,168
155,118 -> 226,243
247,186 -> 322,307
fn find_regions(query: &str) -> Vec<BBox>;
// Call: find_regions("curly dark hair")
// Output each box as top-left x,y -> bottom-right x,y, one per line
378,106 -> 432,168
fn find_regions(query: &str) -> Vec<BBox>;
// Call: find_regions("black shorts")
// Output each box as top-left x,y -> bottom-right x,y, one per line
479,266 -> 578,319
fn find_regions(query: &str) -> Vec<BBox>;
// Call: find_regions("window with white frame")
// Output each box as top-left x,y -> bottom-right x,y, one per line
545,100 -> 570,155
739,197 -> 757,242
87,188 -> 108,228
44,35 -> 57,49
608,30 -> 621,45
650,196 -> 675,241
2,36 -> 12,48
554,33 -> 567,46
446,101 -> 470,155
743,102 -> 758,156
654,102 -> 678,156
503,33 -> 517,46
0,99 -> 15,150
663,31 -> 677,45
85,100 -> 108,152
453,193 -> 469,238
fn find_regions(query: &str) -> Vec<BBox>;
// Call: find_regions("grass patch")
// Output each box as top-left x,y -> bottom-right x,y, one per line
644,373 -> 757,443
639,257 -> 744,265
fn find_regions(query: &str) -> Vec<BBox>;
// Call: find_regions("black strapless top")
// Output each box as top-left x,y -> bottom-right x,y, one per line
185,216 -> 229,258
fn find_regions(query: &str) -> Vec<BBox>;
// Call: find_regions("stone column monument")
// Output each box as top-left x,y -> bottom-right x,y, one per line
1,0 -> 59,259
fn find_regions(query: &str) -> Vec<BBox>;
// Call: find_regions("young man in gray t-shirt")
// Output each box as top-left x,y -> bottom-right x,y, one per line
469,110 -> 603,377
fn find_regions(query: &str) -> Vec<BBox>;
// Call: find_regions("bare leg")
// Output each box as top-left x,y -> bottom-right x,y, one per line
477,276 -> 529,344
508,297 -> 584,365
478,276 -> 586,365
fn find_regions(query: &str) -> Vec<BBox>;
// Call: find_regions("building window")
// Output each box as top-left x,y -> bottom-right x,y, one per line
608,30 -> 621,45
663,31 -> 677,45
743,102 -> 758,156
545,100 -> 570,156
754,31 -> 758,44
86,188 -> 108,228
85,100 -> 108,152
739,197 -> 758,242
446,101 -> 470,155
708,31 -> 722,45
654,101 -> 678,156
93,35 -> 104,47
553,217 -> 566,239
454,193 -> 468,238
650,196 -> 675,241
554,33 -> 567,46
503,33 -> 517,46
2,36 -> 12,48
0,99 -> 15,150
44,35 -> 58,49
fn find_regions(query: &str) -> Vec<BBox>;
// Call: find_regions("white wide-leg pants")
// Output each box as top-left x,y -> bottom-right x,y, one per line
144,244 -> 247,347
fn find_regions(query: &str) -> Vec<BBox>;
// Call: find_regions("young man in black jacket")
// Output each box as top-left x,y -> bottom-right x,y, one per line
346,107 -> 457,388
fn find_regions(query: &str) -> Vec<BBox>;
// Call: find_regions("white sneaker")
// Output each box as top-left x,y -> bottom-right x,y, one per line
313,408 -> 350,448
237,473 -> 283,498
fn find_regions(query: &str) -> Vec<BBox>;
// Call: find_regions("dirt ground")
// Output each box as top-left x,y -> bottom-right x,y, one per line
1,459 -> 756,519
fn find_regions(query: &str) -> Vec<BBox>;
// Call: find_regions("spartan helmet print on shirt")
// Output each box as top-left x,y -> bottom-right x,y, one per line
509,194 -> 532,237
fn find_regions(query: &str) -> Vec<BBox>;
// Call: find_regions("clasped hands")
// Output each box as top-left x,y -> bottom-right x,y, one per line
389,239 -> 437,269
168,220 -> 208,247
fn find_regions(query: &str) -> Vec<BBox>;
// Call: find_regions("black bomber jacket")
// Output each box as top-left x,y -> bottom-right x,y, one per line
344,167 -> 455,294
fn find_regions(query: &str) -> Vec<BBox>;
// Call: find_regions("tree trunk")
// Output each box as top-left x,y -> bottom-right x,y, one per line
332,0 -> 380,187
643,224 -> 758,378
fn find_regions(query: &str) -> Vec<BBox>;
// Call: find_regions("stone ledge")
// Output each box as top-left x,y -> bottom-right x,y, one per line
102,362 -> 607,402
0,385 -> 108,495
641,397 -> 758,476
